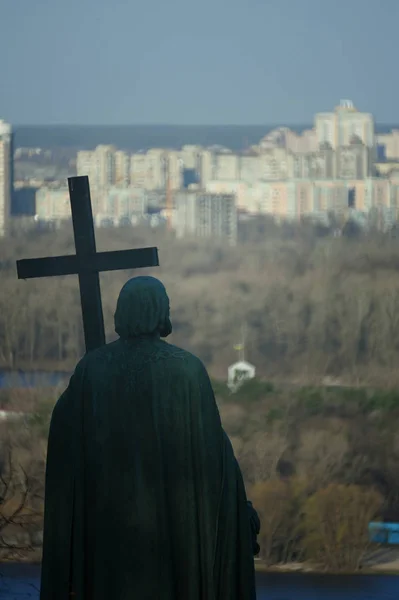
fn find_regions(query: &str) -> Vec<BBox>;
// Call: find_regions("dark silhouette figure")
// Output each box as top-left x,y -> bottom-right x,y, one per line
40,276 -> 259,600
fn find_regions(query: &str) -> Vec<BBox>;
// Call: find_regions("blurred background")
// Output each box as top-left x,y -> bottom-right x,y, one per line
1,1 -> 399,596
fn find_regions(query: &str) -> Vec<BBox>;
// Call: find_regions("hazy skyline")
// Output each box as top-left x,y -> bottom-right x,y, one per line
1,0 -> 398,125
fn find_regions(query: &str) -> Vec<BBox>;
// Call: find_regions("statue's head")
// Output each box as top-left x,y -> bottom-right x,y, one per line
114,276 -> 172,339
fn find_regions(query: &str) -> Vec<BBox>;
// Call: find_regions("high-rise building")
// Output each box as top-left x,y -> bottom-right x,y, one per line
76,145 -> 118,214
240,155 -> 262,183
0,120 -> 13,236
167,151 -> 183,190
100,186 -> 147,226
214,153 -> 240,180
336,141 -> 371,179
257,181 -> 294,218
174,190 -> 237,245
76,150 -> 97,183
376,130 -> 399,161
114,151 -> 130,187
180,145 -> 202,170
130,149 -> 168,190
76,145 -> 116,189
315,100 -> 374,149
146,149 -> 168,189
260,148 -> 288,180
205,180 -> 250,211
35,187 -> 71,222
130,153 -> 150,188
199,150 -> 214,187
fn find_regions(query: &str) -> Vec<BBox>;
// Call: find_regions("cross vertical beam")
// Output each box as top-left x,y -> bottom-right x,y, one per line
16,175 -> 160,354
68,177 -> 105,352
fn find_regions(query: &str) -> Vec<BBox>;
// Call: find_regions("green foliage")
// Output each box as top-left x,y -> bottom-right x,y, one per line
290,385 -> 399,419
363,390 -> 399,413
297,387 -> 324,416
210,378 -> 230,401
266,406 -> 285,423
234,379 -> 275,404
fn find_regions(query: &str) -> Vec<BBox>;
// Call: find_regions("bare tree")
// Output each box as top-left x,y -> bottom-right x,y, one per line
296,428 -> 349,492
0,423 -> 45,558
241,430 -> 289,483
302,484 -> 383,571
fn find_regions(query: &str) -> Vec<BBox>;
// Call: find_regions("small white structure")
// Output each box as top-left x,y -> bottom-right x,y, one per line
227,360 -> 256,393
227,326 -> 256,392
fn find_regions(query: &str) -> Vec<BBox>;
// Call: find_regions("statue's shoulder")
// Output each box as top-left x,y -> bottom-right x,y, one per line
160,340 -> 197,361
72,340 -> 121,374
76,340 -> 205,377
159,341 -> 206,374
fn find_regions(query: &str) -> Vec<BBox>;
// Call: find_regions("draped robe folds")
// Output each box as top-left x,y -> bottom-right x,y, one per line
40,337 -> 257,600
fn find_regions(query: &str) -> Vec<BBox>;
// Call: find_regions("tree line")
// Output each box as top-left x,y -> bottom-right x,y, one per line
2,218 -> 399,386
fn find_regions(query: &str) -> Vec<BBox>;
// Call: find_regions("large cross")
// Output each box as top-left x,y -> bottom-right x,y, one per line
16,176 -> 159,352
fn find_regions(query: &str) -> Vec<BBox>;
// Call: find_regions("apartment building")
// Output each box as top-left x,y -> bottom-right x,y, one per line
174,190 -> 237,245
315,100 -> 374,149
240,155 -> 263,183
167,151 -> 183,190
198,150 -> 214,187
114,151 -> 130,187
180,145 -> 202,170
76,145 -> 117,202
336,142 -> 372,179
35,185 -> 148,227
130,149 -> 182,190
98,186 -> 147,226
0,120 -> 13,236
214,153 -> 240,180
376,130 -> 399,161
261,148 -> 289,180
35,187 -> 71,221
205,180 -> 251,211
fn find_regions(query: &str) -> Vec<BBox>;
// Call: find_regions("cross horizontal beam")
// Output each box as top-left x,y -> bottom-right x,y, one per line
16,247 -> 159,279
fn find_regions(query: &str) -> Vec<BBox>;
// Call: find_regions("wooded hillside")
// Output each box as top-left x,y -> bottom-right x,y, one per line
2,217 -> 399,387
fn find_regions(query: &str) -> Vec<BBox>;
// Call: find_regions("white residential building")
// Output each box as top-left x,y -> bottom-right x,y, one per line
0,120 -> 13,236
315,100 -> 374,149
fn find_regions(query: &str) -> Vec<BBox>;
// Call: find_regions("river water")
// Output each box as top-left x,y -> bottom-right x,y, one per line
0,370 -> 69,389
0,564 -> 398,599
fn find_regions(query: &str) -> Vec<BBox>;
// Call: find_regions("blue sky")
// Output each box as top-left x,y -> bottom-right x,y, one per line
0,0 -> 398,125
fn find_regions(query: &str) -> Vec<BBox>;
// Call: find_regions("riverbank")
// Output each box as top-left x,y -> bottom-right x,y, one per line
2,551 -> 399,577
256,563 -> 399,576
254,550 -> 399,576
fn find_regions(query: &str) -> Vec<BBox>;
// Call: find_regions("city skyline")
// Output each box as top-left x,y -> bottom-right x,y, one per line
1,0 -> 399,125
29,101 -> 399,234
6,100 -> 399,240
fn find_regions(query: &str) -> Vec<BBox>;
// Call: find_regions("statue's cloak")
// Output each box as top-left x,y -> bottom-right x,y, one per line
40,337 -> 256,599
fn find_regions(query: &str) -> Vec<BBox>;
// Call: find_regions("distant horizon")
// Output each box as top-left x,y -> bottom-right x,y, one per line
12,123 -> 399,154
12,122 -> 399,128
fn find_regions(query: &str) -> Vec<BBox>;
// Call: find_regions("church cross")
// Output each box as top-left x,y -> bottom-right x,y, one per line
16,176 -> 159,352
233,323 -> 247,362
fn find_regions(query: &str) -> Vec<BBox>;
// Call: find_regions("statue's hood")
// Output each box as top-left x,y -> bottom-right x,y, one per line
114,276 -> 172,339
